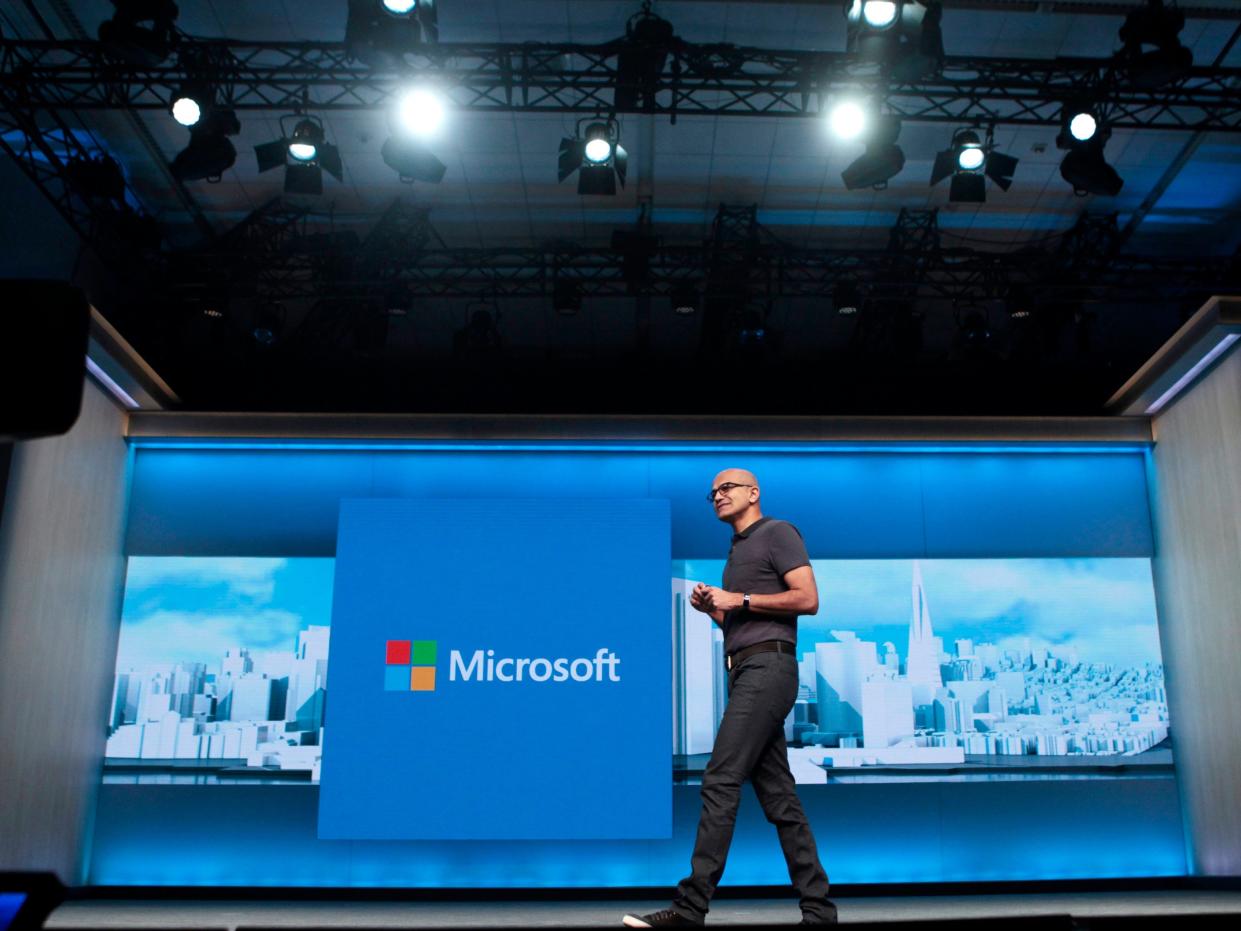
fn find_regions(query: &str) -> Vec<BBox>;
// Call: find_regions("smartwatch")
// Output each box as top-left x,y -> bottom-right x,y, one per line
742,593 -> 752,610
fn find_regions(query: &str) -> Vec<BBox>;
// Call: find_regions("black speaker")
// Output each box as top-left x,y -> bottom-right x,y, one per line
0,280 -> 90,441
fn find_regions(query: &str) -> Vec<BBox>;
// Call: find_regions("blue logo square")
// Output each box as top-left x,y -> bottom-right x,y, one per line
383,664 -> 410,691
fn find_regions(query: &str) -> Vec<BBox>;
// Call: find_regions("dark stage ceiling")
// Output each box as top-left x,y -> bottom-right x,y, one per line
1,0 -> 1239,415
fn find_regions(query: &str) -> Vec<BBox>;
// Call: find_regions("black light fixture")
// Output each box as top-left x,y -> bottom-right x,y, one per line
98,0 -> 179,66
611,229 -> 658,293
381,135 -> 446,183
251,299 -> 285,345
844,0 -> 944,81
670,282 -> 699,315
345,0 -> 437,69
380,86 -> 448,183
169,80 -> 212,128
1117,0 -> 1193,89
64,154 -> 127,203
1056,104 -> 1123,197
255,115 -> 343,196
614,6 -> 675,111
553,278 -> 582,315
841,115 -> 905,190
559,118 -> 627,195
955,303 -> 992,355
834,279 -> 862,316
171,108 -> 240,182
930,126 -> 1018,203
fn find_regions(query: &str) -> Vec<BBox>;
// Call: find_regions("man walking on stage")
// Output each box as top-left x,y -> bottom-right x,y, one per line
624,468 -> 836,927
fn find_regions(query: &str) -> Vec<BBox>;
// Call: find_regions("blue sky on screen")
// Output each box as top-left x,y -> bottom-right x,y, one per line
116,557 -> 335,672
681,557 -> 1163,668
119,556 -> 1162,673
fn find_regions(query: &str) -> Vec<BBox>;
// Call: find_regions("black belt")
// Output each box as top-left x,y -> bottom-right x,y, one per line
726,639 -> 795,671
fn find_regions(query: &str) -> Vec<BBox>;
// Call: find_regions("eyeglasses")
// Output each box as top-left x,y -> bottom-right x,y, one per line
706,482 -> 754,502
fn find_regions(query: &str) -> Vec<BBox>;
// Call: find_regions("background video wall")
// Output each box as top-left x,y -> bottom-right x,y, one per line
91,441 -> 1186,885
109,555 -> 1167,787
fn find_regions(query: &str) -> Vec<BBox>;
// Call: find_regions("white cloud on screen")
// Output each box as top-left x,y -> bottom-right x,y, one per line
115,608 -> 305,672
124,556 -> 289,602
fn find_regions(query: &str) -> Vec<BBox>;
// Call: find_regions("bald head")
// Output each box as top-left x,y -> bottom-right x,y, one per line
710,467 -> 762,526
713,467 -> 758,489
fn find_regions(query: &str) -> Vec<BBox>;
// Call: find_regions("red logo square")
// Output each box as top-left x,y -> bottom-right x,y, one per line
385,640 -> 411,665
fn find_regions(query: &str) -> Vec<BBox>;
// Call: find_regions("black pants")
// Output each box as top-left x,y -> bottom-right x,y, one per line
672,650 -> 833,922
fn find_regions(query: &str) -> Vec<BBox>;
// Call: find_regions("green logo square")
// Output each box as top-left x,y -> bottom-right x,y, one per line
412,640 -> 437,665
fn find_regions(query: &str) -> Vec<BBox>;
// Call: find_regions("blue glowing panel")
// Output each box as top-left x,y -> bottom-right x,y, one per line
126,446 -> 1153,559
0,894 -> 27,931
318,498 -> 671,840
86,781 -> 1187,886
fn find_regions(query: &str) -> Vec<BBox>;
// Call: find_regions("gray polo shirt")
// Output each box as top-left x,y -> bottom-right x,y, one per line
721,516 -> 812,654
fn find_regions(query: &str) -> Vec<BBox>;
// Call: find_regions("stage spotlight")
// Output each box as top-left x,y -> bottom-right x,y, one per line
396,87 -> 446,138
584,123 -> 614,164
1060,144 -> 1124,197
553,278 -> 582,315
614,7 -> 675,111
1118,0 -> 1193,89
834,279 -> 861,316
1069,111 -> 1098,143
670,282 -> 699,315
861,1 -> 899,30
930,127 -> 1018,204
841,116 -> 904,190
1056,109 -> 1123,197
171,94 -> 201,127
558,118 -> 627,195
381,135 -> 446,183
171,108 -> 240,182
345,0 -> 437,68
287,120 -> 320,161
829,100 -> 867,141
65,154 -> 127,203
845,0 -> 943,81
956,135 -> 985,171
255,116 -> 343,196
98,0 -> 179,66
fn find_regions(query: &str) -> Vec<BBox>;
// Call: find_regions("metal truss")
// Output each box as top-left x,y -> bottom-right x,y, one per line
0,83 -> 155,249
164,200 -> 1239,311
2,38 -> 1240,131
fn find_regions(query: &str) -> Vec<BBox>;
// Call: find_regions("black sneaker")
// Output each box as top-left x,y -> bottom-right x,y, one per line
622,908 -> 702,927
799,901 -> 839,925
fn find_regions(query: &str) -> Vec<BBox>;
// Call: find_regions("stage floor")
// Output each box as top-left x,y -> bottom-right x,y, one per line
43,889 -> 1241,928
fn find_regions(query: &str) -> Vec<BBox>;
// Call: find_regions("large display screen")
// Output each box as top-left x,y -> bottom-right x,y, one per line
107,553 -> 1167,786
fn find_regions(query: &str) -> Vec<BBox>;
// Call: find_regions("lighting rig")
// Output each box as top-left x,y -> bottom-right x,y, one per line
844,0 -> 944,82
171,107 -> 240,182
381,86 -> 448,183
1057,103 -> 1124,197
930,126 -> 1018,204
559,119 -> 628,196
345,0 -> 439,69
841,114 -> 905,191
1117,0 -> 1194,89
255,115 -> 344,196
97,0 -> 180,67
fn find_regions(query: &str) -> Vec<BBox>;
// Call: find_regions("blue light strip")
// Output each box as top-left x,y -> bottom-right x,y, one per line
128,439 -> 1152,454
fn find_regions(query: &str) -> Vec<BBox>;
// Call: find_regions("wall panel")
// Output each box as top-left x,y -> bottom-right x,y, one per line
0,381 -> 129,881
1150,346 -> 1241,876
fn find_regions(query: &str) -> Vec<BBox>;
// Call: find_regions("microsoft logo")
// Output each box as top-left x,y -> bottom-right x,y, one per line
384,639 -> 436,692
